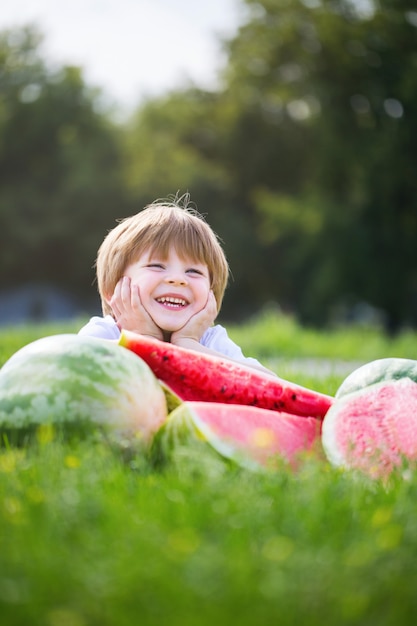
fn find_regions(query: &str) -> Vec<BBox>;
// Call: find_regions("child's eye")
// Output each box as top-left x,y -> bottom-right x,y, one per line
147,263 -> 164,269
186,268 -> 204,276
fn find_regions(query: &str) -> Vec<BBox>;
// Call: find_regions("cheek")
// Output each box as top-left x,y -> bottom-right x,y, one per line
124,265 -> 137,280
195,282 -> 210,302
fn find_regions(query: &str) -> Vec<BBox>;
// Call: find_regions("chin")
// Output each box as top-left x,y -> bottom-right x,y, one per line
154,318 -> 187,333
153,312 -> 194,333
162,325 -> 186,333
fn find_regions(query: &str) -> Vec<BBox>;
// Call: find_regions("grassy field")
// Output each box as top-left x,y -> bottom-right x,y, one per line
1,313 -> 417,626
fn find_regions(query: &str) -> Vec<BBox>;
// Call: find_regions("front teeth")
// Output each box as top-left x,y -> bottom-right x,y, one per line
157,297 -> 186,306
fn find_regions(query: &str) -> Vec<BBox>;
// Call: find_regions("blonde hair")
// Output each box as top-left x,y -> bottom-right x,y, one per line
96,196 -> 230,317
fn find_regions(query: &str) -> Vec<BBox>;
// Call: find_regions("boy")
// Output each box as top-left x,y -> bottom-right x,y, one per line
79,196 -> 273,374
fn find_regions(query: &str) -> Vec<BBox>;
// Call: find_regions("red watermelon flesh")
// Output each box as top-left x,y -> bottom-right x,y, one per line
119,330 -> 333,419
321,377 -> 417,478
159,401 -> 321,468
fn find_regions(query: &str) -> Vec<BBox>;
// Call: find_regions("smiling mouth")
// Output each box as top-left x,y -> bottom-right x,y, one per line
156,297 -> 188,309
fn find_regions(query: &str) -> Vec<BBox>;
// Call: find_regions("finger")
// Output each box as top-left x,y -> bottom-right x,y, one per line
110,278 -> 122,302
130,282 -> 142,309
208,290 -> 218,314
120,276 -> 132,304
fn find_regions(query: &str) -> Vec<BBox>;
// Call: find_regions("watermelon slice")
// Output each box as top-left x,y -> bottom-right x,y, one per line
322,377 -> 417,478
152,401 -> 322,470
0,334 -> 167,448
119,330 -> 333,419
336,357 -> 417,398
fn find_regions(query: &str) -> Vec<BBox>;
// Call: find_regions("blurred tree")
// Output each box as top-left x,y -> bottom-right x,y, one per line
123,90 -> 231,205
0,25 -> 129,311
2,3 -> 417,329
220,0 -> 417,329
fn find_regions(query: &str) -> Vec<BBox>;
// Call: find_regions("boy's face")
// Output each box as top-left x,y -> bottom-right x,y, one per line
123,246 -> 211,333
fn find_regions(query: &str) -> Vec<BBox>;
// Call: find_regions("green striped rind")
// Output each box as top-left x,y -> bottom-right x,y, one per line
159,382 -> 183,413
0,334 -> 167,448
149,403 -> 237,473
336,358 -> 417,399
321,395 -> 354,469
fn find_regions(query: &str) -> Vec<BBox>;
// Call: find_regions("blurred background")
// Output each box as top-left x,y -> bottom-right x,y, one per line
0,0 -> 416,332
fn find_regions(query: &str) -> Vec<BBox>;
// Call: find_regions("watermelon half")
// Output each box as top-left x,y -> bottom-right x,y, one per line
322,377 -> 417,478
0,334 -> 167,448
120,330 -> 333,419
152,401 -> 321,470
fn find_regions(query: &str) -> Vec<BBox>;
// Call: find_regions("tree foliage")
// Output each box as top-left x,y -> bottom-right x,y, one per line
1,2 -> 417,329
216,0 -> 417,328
0,26 -> 129,309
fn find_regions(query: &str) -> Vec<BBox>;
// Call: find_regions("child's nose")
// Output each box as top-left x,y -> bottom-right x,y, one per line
165,274 -> 187,286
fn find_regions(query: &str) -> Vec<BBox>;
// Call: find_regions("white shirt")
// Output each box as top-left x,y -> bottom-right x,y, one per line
78,315 -> 263,368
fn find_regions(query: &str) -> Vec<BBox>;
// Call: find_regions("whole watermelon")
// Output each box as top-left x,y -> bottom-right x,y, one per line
0,334 -> 167,447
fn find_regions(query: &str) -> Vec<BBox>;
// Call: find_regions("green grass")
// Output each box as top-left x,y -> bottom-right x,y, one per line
227,308 -> 417,361
1,315 -> 417,625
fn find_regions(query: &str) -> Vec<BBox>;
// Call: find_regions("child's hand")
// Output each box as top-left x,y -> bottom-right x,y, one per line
171,290 -> 217,348
109,276 -> 163,340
